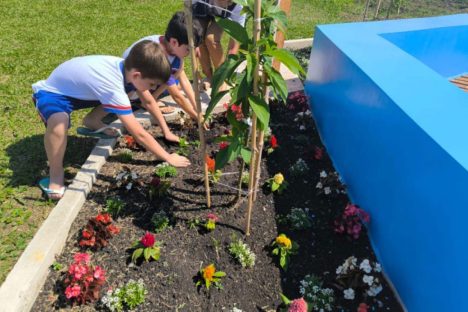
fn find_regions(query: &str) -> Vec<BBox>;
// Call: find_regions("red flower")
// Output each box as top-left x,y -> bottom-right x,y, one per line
93,266 -> 105,281
81,229 -> 93,239
288,297 -> 308,312
73,253 -> 90,265
124,135 -> 136,148
65,284 -> 81,299
230,104 -> 244,120
219,142 -> 229,150
270,135 -> 278,149
205,155 -> 215,173
357,303 -> 369,312
106,224 -> 120,235
140,231 -> 155,248
207,213 -> 219,222
314,146 -> 323,160
95,214 -> 112,224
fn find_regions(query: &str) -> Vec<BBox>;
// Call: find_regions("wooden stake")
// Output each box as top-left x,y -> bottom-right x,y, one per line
374,0 -> 383,19
363,0 -> 371,21
184,0 -> 211,208
272,0 -> 292,71
245,0 -> 262,236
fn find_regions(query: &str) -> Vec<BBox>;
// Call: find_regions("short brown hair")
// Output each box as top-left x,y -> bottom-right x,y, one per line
124,40 -> 170,82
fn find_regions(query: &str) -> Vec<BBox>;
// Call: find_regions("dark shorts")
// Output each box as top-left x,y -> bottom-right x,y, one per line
33,90 -> 100,126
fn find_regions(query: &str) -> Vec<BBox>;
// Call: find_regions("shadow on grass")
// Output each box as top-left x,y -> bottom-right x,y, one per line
4,134 -> 97,187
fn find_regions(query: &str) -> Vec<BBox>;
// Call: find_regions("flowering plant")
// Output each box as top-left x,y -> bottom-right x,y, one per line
228,236 -> 256,268
271,234 -> 298,270
334,204 -> 370,240
299,274 -> 334,311
196,263 -> 226,290
266,173 -> 288,194
313,146 -> 324,160
267,134 -> 278,154
115,167 -> 141,191
148,176 -> 171,200
289,158 -> 309,177
101,279 -> 147,312
122,135 -> 138,149
154,162 -> 177,179
287,91 -> 309,112
205,155 -> 222,183
79,213 -> 120,250
282,208 -> 312,230
315,170 -> 346,197
335,256 -> 383,300
63,253 -> 106,305
131,232 -> 161,263
279,294 -> 308,312
204,213 -> 219,231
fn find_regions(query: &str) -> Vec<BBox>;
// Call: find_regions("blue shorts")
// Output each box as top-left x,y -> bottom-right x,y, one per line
33,90 -> 101,126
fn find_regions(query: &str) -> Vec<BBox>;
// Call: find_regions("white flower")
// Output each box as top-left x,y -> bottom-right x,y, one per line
359,259 -> 372,273
336,265 -> 344,275
324,187 -> 331,195
343,288 -> 355,300
374,262 -> 382,272
126,182 -> 133,190
316,182 -> 323,189
367,284 -> 383,297
131,172 -> 138,179
363,274 -> 374,286
299,125 -> 306,131
320,170 -> 327,178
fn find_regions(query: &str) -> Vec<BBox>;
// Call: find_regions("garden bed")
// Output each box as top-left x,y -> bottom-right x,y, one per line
32,92 -> 403,312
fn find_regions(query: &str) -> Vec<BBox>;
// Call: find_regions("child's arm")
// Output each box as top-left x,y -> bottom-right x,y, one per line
117,113 -> 190,167
227,38 -> 240,55
166,82 -> 198,120
137,90 -> 179,143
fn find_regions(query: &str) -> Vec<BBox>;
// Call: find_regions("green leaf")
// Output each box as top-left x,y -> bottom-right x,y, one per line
272,182 -> 280,192
272,248 -> 279,255
248,95 -> 270,130
144,248 -> 150,261
151,247 -> 161,260
265,48 -> 305,77
240,148 -> 252,164
280,255 -> 286,269
132,248 -> 143,263
216,18 -> 249,47
214,271 -> 226,277
216,140 -> 241,169
264,63 -> 288,102
204,90 -> 229,121
280,293 -> 291,305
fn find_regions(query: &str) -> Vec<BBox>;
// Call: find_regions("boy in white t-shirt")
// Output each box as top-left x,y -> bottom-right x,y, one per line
123,12 -> 203,123
32,40 -> 190,200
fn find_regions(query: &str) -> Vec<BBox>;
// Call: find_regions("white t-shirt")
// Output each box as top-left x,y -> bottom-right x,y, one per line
32,55 -> 132,115
193,0 -> 246,26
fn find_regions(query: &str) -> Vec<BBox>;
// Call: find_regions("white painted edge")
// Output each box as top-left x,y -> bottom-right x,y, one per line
0,60 -> 305,312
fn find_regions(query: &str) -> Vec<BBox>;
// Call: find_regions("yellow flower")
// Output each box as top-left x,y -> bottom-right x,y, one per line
275,234 -> 292,249
203,264 -> 216,282
273,173 -> 284,185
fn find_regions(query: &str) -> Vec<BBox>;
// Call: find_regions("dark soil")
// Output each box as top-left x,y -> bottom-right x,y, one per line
32,93 -> 403,312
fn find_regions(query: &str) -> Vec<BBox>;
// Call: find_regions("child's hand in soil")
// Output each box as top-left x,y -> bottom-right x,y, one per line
164,132 -> 180,143
166,153 -> 191,167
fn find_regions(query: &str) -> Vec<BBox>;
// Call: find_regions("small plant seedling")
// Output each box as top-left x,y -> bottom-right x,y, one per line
51,261 -> 63,271
154,163 -> 177,179
116,149 -> 133,163
105,198 -> 125,218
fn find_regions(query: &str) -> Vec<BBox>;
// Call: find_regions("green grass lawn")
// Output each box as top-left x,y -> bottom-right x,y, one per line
0,0 -> 466,284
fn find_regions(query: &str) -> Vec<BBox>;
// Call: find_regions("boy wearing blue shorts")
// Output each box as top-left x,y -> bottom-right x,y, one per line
32,40 -> 190,200
123,12 -> 203,126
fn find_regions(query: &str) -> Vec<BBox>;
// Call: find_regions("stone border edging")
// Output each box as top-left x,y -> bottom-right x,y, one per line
284,38 -> 313,50
0,56 -> 305,312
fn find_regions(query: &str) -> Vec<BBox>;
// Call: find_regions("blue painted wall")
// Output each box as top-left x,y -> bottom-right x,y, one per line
305,14 -> 468,311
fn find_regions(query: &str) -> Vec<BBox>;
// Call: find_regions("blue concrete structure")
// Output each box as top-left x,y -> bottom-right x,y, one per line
305,14 -> 468,311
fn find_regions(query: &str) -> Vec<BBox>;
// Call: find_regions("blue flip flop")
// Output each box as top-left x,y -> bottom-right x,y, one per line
38,177 -> 65,200
77,126 -> 122,139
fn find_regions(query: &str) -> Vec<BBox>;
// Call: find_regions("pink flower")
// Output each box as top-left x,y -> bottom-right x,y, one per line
65,284 -> 81,299
73,253 -> 90,264
140,231 -> 155,248
69,263 -> 88,280
219,142 -> 229,150
93,266 -> 106,281
207,213 -> 219,222
288,297 -> 308,312
314,146 -> 323,160
357,303 -> 369,312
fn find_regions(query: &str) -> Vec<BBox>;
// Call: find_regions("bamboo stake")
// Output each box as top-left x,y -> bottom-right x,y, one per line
245,0 -> 262,236
252,74 -> 268,202
374,0 -> 383,19
184,0 -> 211,208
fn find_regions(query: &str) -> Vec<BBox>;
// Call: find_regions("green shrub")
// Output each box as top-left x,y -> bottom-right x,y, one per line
151,211 -> 170,233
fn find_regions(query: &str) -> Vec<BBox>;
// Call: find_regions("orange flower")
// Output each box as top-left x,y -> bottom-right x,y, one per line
202,264 -> 216,282
124,135 -> 136,149
275,234 -> 292,249
205,155 -> 215,173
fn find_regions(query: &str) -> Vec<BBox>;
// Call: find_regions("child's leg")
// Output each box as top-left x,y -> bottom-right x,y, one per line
82,105 -> 119,136
205,20 -> 225,72
44,112 -> 68,198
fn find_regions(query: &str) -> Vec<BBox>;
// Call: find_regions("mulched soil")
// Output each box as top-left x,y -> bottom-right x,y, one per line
32,92 -> 403,311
